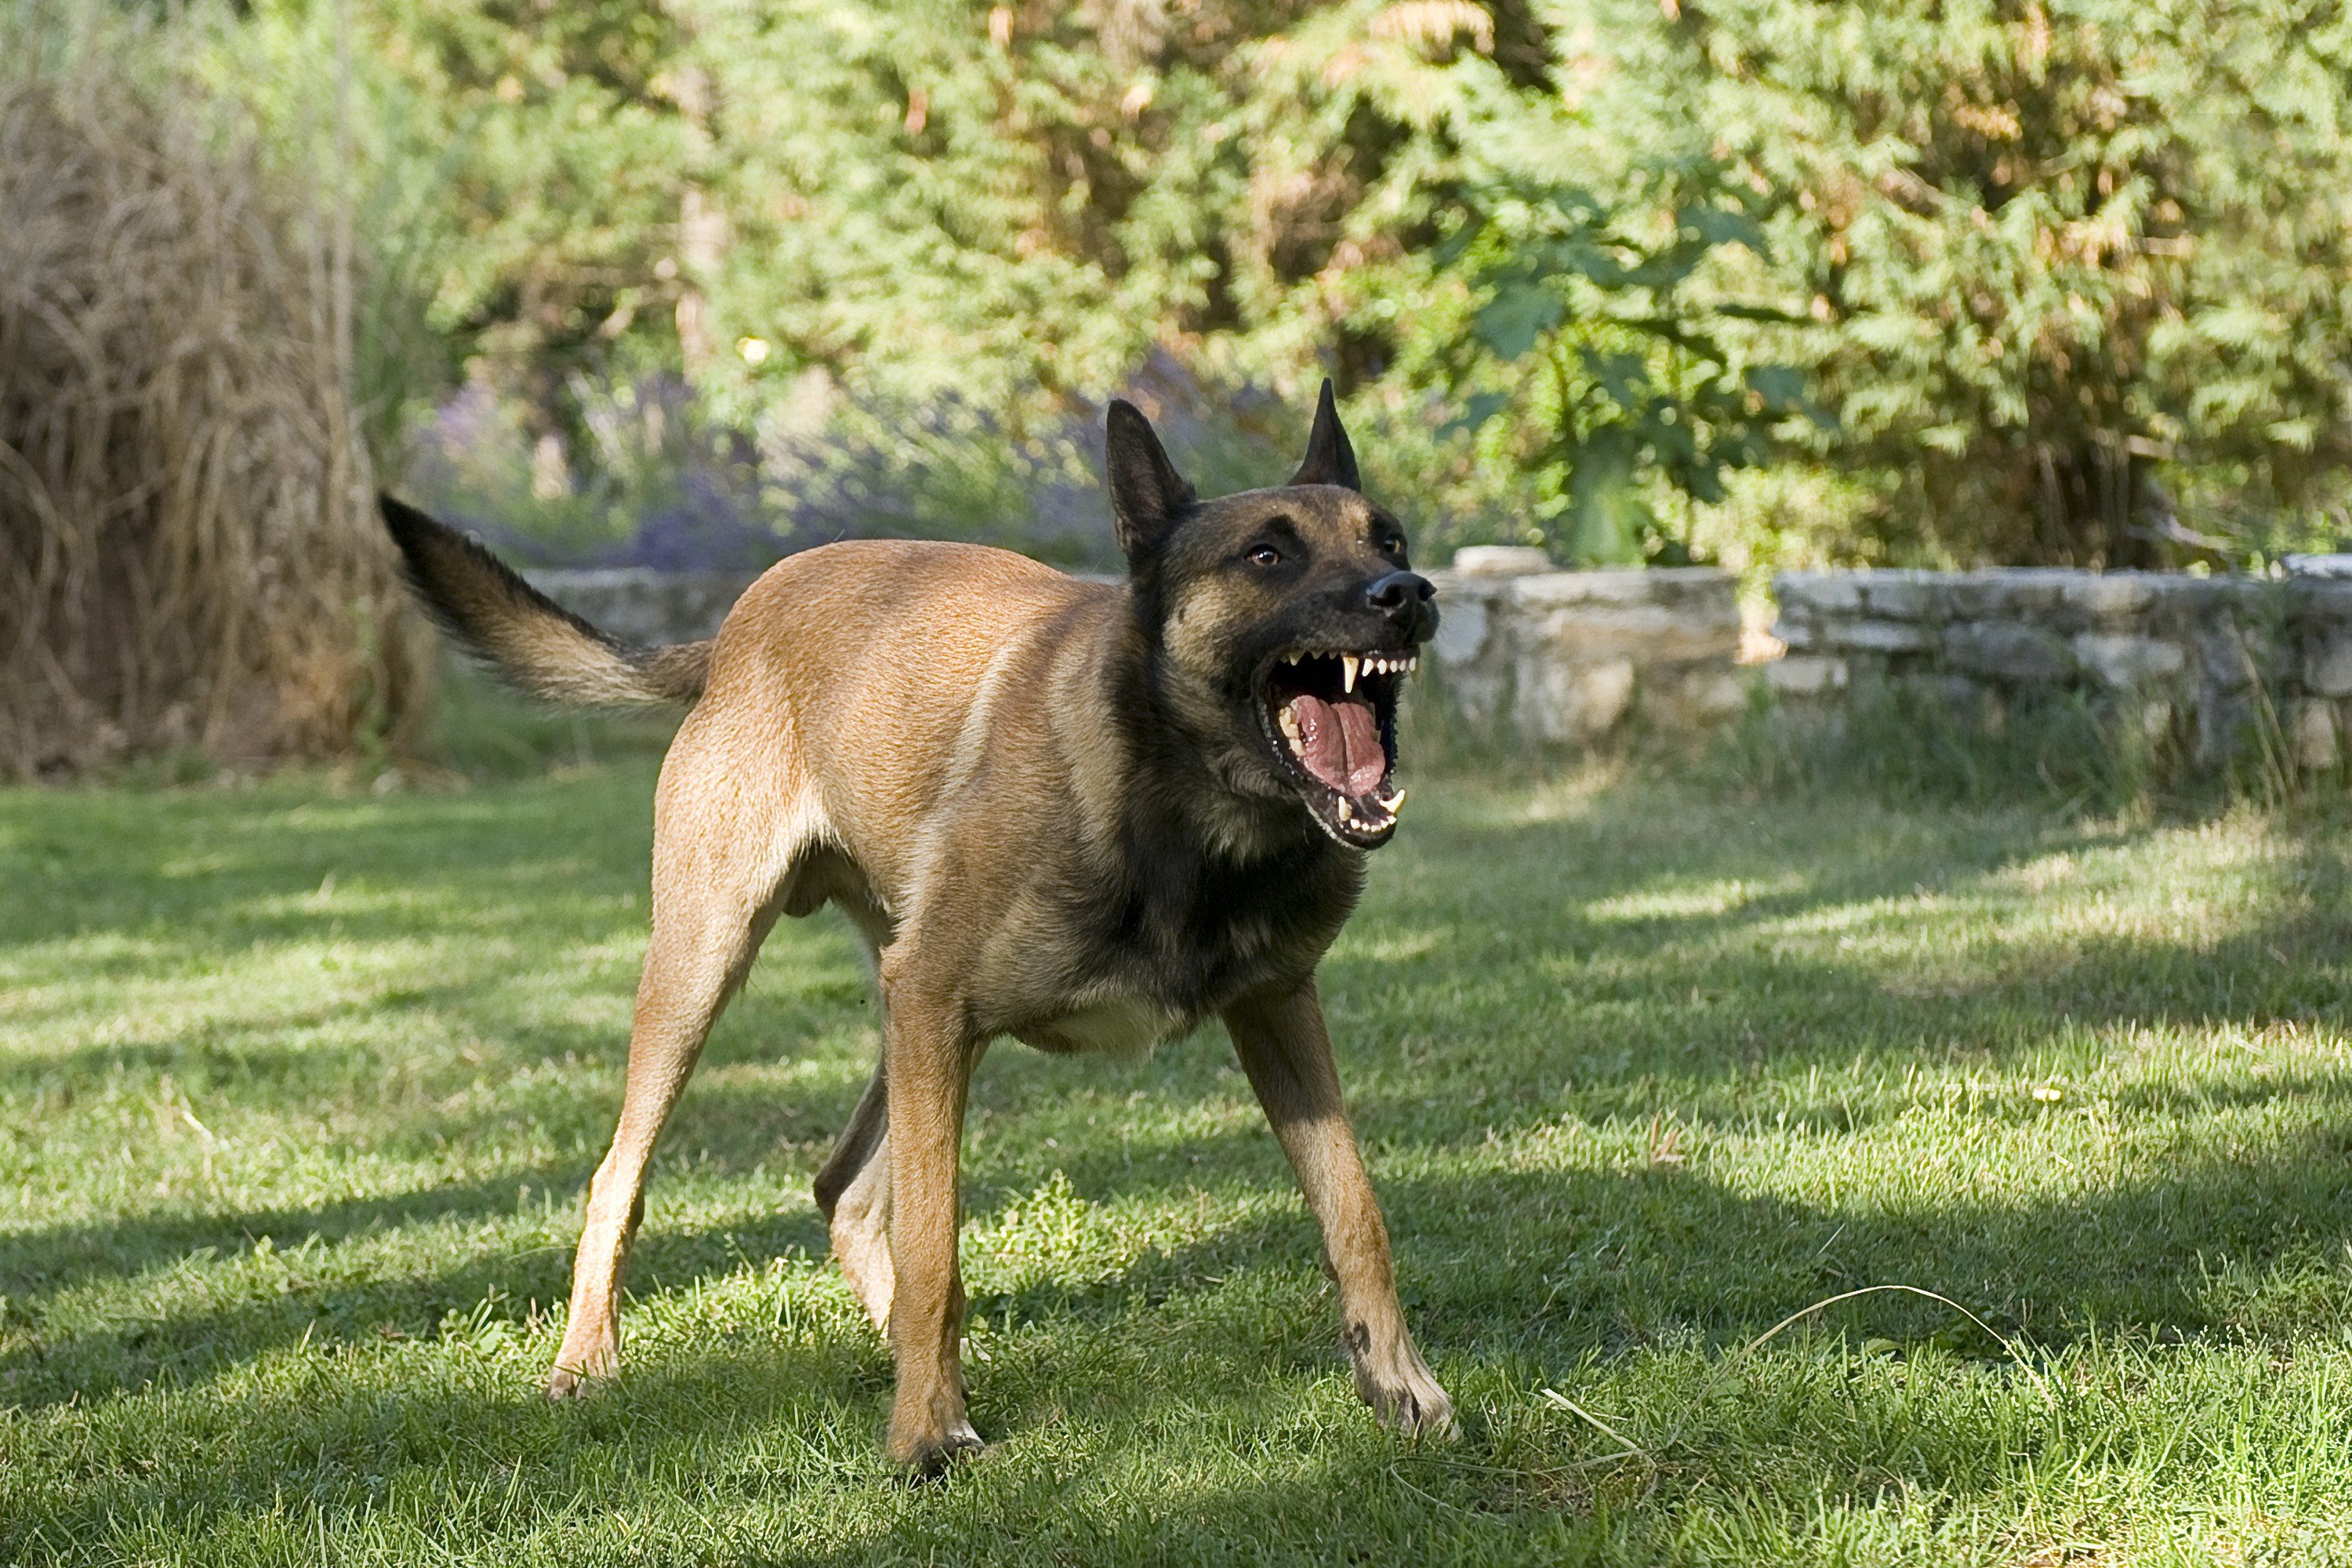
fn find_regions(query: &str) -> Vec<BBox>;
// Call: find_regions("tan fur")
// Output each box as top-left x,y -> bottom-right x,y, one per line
381,390 -> 1452,1472
381,497 -> 712,706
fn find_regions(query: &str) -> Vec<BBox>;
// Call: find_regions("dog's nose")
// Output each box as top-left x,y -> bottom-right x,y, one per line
1364,570 -> 1434,612
1364,570 -> 1438,641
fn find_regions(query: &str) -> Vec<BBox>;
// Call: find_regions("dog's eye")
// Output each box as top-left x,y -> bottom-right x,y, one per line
1379,534 -> 1406,555
1245,544 -> 1283,568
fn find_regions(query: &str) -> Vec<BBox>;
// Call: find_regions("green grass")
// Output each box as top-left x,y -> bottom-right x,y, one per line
8,711 -> 2352,1563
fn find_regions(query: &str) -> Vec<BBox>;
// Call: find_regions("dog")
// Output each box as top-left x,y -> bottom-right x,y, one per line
379,382 -> 1453,1471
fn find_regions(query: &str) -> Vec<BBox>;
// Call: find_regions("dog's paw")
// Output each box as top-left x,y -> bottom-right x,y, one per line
544,1348 -> 616,1401
545,1364 -> 600,1400
1353,1336 -> 1457,1439
889,1416 -> 984,1480
1371,1376 -> 1457,1439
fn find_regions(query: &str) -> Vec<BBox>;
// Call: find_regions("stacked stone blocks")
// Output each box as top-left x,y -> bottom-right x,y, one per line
1421,550 -> 1746,744
522,558 -> 2352,771
1771,568 -> 2340,768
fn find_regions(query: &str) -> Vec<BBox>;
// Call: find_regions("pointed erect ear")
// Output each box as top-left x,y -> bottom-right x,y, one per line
1105,398 -> 1196,564
1289,378 -> 1360,491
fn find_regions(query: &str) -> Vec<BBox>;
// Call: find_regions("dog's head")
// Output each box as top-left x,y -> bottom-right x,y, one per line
1111,382 -> 1437,851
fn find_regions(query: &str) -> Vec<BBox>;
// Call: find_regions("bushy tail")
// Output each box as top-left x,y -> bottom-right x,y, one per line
380,495 -> 711,706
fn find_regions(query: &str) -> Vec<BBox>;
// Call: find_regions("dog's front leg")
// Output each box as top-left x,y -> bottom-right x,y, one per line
878,978 -> 982,1473
1222,978 -> 1456,1438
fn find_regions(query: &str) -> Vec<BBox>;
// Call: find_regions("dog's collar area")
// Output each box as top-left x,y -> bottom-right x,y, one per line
1258,648 -> 1410,848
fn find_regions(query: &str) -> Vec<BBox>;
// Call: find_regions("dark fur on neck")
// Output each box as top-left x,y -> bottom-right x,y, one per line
1066,608 -> 1360,1019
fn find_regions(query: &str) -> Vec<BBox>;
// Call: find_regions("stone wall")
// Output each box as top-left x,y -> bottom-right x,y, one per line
1419,547 -> 1746,744
521,557 -> 2352,770
1769,568 -> 2352,768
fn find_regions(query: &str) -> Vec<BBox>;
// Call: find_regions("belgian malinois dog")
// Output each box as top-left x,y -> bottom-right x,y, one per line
379,383 -> 1453,1471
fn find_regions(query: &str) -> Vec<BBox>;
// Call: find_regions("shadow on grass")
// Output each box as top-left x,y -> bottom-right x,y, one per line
9,1126 -> 2352,1559
11,1076 -> 2352,1415
9,768 -> 2352,1530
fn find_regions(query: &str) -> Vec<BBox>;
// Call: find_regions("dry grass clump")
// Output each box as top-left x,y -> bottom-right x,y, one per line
0,56 -> 428,779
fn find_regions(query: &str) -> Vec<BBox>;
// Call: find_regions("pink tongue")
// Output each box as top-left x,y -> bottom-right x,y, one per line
1290,694 -> 1385,797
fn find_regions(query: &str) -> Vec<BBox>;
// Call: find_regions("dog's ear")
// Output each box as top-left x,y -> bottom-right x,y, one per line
1288,379 -> 1360,492
1105,399 -> 1196,564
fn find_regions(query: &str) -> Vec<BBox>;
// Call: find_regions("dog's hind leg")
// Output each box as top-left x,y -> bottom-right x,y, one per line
814,1063 -> 893,1331
1222,978 -> 1455,1438
546,729 -> 812,1399
546,889 -> 772,1397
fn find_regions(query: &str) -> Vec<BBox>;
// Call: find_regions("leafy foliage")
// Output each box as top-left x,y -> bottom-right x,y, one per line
1627,0 -> 2352,564
1447,165 -> 1809,562
193,1 -> 2352,566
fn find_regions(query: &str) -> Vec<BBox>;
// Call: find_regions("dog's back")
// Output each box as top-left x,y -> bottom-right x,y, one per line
382,499 -> 1126,913
706,539 -> 1116,862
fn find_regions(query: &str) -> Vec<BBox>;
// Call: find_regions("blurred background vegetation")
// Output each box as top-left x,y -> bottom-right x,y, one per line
13,0 -> 2352,585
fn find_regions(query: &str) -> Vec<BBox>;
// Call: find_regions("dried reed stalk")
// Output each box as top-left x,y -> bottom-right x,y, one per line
0,56 -> 429,779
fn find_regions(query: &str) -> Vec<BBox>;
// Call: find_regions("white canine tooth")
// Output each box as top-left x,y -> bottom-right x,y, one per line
1341,654 -> 1358,692
1335,797 -> 1353,823
1379,786 -> 1407,813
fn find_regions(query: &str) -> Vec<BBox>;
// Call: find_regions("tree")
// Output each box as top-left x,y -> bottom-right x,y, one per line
216,1 -> 2352,568
1595,0 -> 2352,564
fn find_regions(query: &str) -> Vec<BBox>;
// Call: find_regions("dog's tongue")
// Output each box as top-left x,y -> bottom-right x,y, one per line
1290,693 -> 1385,797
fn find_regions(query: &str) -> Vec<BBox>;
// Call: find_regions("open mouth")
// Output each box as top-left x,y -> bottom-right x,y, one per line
1258,648 -> 1415,848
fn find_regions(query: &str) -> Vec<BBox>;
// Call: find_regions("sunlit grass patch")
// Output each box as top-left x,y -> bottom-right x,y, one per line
5,765 -> 2352,1565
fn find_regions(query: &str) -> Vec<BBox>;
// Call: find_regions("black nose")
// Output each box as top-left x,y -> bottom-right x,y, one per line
1364,570 -> 1434,612
1363,569 -> 1437,642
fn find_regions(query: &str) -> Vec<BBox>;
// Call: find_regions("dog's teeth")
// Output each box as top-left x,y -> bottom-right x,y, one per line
1380,786 -> 1407,814
1278,704 -> 1303,746
1341,655 -> 1358,692
1335,797 -> 1353,823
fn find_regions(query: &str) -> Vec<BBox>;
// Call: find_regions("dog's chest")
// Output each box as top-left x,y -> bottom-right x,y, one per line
1071,831 -> 1358,1020
1015,993 -> 1191,1061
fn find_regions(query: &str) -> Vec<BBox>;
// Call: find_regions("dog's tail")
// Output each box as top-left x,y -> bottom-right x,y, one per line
379,495 -> 712,706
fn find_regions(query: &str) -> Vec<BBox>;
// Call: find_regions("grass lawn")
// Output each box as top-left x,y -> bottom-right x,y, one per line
6,710 -> 2352,1564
